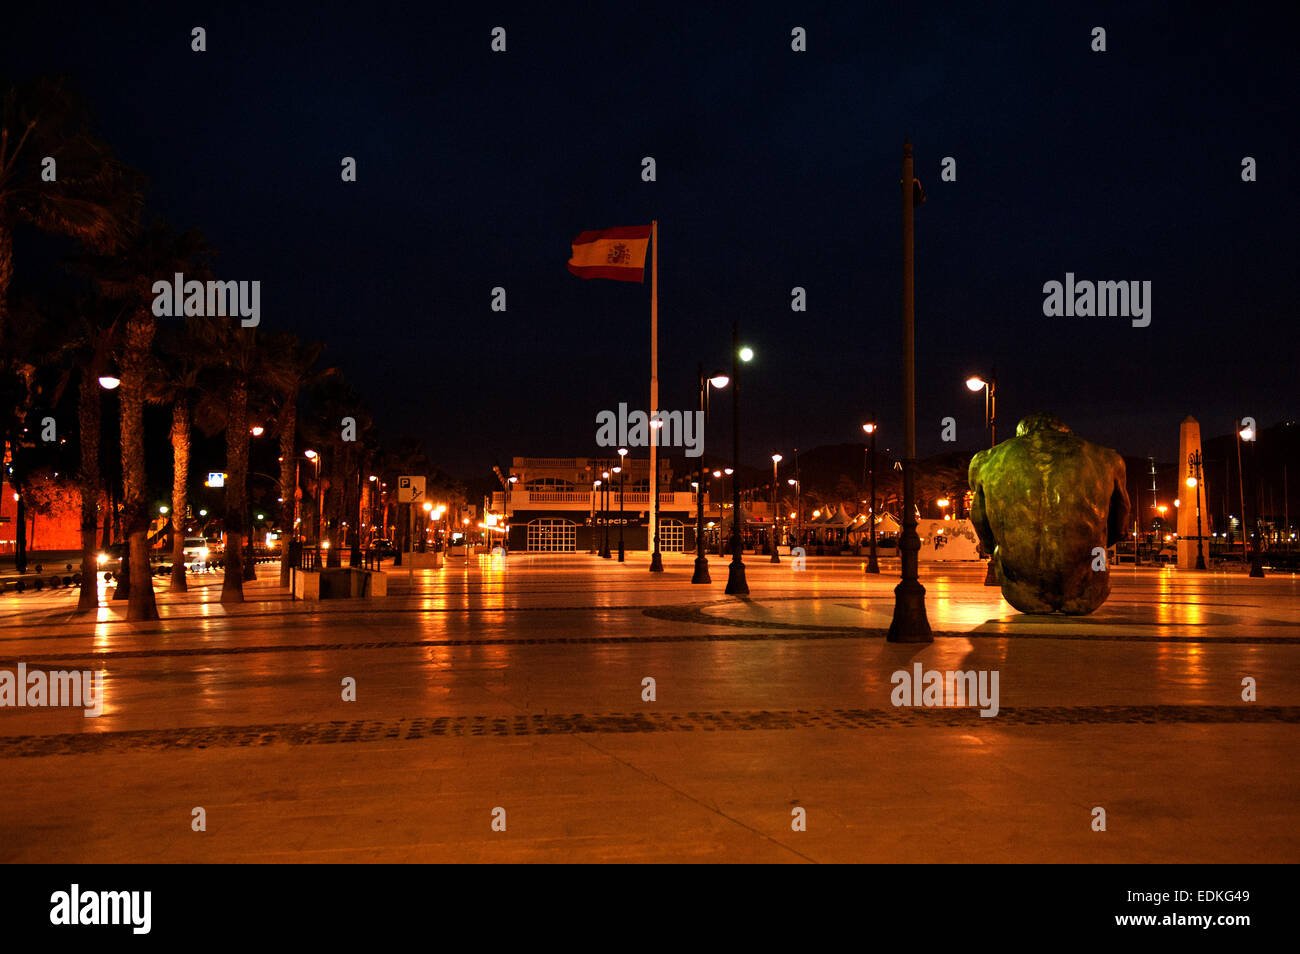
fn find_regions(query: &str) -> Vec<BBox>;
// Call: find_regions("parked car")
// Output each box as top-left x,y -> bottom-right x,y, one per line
369,538 -> 398,557
182,537 -> 211,571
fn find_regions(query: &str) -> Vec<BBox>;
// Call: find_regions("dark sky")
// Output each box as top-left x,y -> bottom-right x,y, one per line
6,1 -> 1296,478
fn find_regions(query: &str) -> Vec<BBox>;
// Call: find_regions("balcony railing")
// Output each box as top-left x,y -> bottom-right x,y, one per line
500,489 -> 706,512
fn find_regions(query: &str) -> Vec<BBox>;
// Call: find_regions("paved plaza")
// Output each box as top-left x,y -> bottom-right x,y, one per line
1,553 -> 1297,863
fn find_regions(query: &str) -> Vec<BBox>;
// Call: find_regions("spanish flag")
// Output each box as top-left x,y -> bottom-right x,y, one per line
567,225 -> 652,282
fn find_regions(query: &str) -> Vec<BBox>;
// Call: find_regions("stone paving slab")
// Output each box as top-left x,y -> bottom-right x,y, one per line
0,557 -> 1296,862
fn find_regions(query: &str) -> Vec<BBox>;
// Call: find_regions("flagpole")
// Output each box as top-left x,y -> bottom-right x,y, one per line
649,219 -> 663,571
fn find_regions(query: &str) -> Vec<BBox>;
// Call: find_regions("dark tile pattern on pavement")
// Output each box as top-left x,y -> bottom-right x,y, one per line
3,705 -> 1295,758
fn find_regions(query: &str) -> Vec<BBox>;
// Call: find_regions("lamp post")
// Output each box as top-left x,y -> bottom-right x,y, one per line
592,479 -> 601,555
726,324 -> 753,595
240,425 -> 265,581
1236,420 -> 1264,577
304,449 -> 320,568
888,139 -> 932,642
617,450 -> 628,561
505,474 -> 517,554
966,371 -> 1000,585
769,454 -> 782,563
965,371 -> 997,446
614,459 -> 625,562
1186,451 -> 1207,570
863,420 -> 879,573
600,470 -> 611,558
365,474 -> 378,558
693,367 -> 729,583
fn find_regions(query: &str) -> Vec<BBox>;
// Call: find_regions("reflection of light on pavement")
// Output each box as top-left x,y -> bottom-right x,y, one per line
930,599 -> 1003,629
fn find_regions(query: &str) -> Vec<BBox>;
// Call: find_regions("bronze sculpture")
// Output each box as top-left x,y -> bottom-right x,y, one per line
968,414 -> 1129,615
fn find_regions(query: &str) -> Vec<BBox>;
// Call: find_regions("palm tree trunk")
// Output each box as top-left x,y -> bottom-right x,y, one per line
14,492 -> 27,574
169,401 -> 191,592
277,399 -> 296,586
221,379 -> 248,603
77,368 -> 102,612
119,309 -> 158,621
350,451 -> 364,567
0,221 -> 12,348
102,483 -> 112,549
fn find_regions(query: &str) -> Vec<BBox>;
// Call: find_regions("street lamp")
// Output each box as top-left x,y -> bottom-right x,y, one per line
1236,420 -> 1264,577
720,467 -> 735,557
242,426 -> 268,581
504,474 -> 517,555
965,371 -> 997,445
770,454 -> 782,563
592,479 -> 602,555
616,448 -> 628,561
863,421 -> 879,573
787,477 -> 802,553
1186,450 -> 1207,570
97,375 -> 120,390
613,461 -> 625,562
726,325 -> 752,595
965,370 -> 999,585
304,450 -> 320,568
600,471 -> 611,558
693,368 -> 729,583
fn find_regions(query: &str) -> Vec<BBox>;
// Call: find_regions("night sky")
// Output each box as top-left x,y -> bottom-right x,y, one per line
6,2 -> 1295,478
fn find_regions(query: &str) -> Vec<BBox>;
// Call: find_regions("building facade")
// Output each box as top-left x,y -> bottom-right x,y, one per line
491,456 -> 716,553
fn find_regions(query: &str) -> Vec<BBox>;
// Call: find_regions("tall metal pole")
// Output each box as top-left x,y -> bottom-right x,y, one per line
770,455 -> 781,563
794,449 -> 801,547
982,375 -> 999,585
1235,420 -> 1261,576
617,461 -> 625,562
867,420 -> 880,573
600,474 -> 610,558
649,220 -> 663,572
1248,428 -> 1265,577
888,139 -> 931,642
693,364 -> 711,583
725,322 -> 748,594
315,457 -> 322,569
988,369 -> 997,446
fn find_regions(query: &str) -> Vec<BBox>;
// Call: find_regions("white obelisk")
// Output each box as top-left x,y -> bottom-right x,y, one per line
1176,416 -> 1210,569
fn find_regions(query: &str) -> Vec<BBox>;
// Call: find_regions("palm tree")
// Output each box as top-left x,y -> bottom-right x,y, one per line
151,321 -> 210,591
261,333 -> 332,585
70,301 -> 123,611
0,297 -> 47,573
1,79 -> 135,579
196,318 -> 257,603
0,76 -> 139,351
300,376 -> 369,569
94,221 -> 212,621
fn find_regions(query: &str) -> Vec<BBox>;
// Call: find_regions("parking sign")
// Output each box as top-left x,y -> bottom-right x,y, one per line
397,475 -> 425,503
